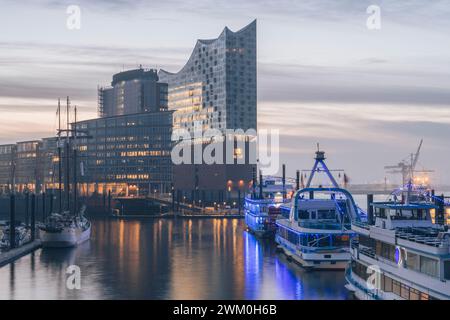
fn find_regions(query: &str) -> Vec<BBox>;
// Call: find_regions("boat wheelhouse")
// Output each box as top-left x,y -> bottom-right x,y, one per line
346,186 -> 450,300
275,148 -> 361,269
244,176 -> 293,237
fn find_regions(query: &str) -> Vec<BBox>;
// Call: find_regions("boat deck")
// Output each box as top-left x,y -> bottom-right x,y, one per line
395,227 -> 448,248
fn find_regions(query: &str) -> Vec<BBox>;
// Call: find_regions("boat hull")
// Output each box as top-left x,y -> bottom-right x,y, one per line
344,268 -> 380,300
246,226 -> 274,238
245,211 -> 278,238
40,225 -> 91,248
276,235 -> 350,270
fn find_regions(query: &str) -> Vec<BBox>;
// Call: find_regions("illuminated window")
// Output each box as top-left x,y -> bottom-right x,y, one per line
430,208 -> 436,223
234,148 -> 243,159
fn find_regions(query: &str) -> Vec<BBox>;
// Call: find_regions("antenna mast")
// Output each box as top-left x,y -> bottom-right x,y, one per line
305,144 -> 340,188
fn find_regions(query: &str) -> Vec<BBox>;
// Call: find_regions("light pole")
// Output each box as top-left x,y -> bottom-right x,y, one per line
238,179 -> 244,215
226,180 -> 232,206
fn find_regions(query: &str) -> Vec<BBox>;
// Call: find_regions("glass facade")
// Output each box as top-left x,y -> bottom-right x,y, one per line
0,144 -> 15,193
75,111 -> 173,196
15,141 -> 41,192
40,137 -> 60,191
159,20 -> 257,133
158,21 -> 257,203
98,67 -> 168,118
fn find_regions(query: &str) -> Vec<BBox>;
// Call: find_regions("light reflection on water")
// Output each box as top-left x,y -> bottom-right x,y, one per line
0,218 -> 351,300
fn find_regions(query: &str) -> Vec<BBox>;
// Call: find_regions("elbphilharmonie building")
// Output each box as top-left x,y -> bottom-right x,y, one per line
159,21 -> 257,204
159,20 -> 257,133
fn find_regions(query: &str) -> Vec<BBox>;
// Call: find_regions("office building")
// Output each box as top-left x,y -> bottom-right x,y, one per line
0,144 -> 15,194
40,137 -> 60,191
75,111 -> 173,197
14,140 -> 42,193
98,67 -> 168,118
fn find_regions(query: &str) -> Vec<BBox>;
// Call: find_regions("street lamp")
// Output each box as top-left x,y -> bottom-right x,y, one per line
237,179 -> 245,215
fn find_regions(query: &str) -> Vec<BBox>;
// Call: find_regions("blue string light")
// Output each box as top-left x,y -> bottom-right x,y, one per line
389,183 -> 450,206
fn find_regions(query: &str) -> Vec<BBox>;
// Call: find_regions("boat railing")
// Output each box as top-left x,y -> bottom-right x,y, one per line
350,239 -> 359,249
395,227 -> 448,248
352,220 -> 370,230
359,246 -> 377,259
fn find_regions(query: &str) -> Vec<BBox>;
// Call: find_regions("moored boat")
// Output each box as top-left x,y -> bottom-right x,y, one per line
39,206 -> 91,248
245,174 -> 293,237
38,98 -> 91,248
345,182 -> 450,300
275,148 -> 362,269
0,221 -> 31,250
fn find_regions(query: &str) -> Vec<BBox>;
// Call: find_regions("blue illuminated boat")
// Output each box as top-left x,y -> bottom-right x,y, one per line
275,148 -> 363,269
245,177 -> 293,238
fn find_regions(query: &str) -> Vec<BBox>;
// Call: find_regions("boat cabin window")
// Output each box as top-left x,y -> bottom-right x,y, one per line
298,210 -> 309,219
332,234 -> 350,247
420,256 -> 439,278
387,209 -> 408,219
416,209 -> 425,220
305,234 -> 331,247
299,234 -> 307,246
388,209 -> 428,220
317,209 -> 335,220
444,261 -> 450,280
297,209 -> 340,220
374,207 -> 386,219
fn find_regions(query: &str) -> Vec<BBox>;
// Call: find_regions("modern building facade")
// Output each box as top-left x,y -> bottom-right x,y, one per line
15,140 -> 42,193
0,139 -> 58,194
159,20 -> 257,133
40,137 -> 60,191
1,69 -> 172,197
159,20 -> 258,203
0,110 -> 173,198
0,144 -> 15,194
75,111 -> 173,197
98,67 -> 168,118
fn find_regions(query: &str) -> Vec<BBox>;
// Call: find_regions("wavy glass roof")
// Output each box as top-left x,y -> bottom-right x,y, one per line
160,20 -> 256,76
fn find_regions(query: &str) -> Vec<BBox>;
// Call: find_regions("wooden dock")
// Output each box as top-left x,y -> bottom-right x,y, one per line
0,240 -> 42,268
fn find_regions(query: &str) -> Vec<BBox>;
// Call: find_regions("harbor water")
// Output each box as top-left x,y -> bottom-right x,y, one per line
0,217 -> 352,300
0,194 -> 417,300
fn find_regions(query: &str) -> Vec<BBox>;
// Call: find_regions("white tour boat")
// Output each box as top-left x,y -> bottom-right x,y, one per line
345,183 -> 450,300
275,148 -> 363,269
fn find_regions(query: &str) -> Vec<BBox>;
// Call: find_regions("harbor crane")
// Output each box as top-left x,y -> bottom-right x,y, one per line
384,139 -> 434,186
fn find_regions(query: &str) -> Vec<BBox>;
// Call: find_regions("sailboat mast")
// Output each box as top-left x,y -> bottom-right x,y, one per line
73,106 -> 78,215
58,98 -> 62,213
65,96 -> 71,213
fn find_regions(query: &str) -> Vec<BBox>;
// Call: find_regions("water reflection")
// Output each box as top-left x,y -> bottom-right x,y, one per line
0,218 -> 350,300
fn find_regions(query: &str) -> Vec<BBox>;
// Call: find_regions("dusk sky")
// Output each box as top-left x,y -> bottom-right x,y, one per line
1,0 -> 449,184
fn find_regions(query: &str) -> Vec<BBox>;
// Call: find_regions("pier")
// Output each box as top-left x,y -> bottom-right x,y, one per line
0,240 -> 41,268
112,193 -> 245,218
0,193 -> 40,266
